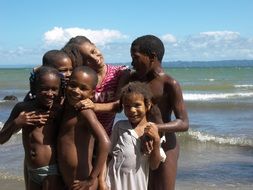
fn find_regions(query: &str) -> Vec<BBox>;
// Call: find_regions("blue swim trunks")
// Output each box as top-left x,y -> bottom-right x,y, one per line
27,164 -> 60,185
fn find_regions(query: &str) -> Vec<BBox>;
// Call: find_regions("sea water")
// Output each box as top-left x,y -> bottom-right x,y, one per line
0,66 -> 253,189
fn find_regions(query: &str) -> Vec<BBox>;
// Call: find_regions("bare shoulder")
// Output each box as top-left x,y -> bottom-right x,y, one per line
162,73 -> 182,92
79,109 -> 97,121
78,109 -> 102,128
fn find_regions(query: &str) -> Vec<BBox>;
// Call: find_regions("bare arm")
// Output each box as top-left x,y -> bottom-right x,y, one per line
144,122 -> 163,170
79,109 -> 111,184
74,69 -> 130,113
0,105 -> 22,144
158,80 -> 189,133
0,103 -> 49,144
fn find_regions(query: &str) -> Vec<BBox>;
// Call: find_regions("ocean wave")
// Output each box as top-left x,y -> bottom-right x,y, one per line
183,92 -> 253,101
234,84 -> 253,88
182,129 -> 253,147
0,171 -> 23,180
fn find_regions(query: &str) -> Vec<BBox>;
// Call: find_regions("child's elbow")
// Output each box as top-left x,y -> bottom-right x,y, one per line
103,138 -> 111,153
182,119 -> 189,132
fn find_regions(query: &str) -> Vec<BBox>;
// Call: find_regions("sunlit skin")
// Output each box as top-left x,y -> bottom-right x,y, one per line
75,42 -> 130,114
48,57 -> 73,82
79,42 -> 105,75
52,56 -> 73,84
123,93 -> 149,127
36,73 -> 61,109
130,47 -> 189,190
0,71 -> 65,189
66,71 -> 95,106
58,69 -> 110,190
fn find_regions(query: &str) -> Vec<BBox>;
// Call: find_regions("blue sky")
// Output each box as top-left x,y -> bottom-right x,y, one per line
1,0 -> 253,66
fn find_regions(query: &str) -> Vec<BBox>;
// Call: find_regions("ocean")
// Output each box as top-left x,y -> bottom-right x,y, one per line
0,65 -> 253,189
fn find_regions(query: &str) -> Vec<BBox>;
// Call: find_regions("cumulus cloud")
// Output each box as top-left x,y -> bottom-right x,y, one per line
161,34 -> 177,43
162,31 -> 253,61
2,30 -> 253,66
44,27 -> 127,46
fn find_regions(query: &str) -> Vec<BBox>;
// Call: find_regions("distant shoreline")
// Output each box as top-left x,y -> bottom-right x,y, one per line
1,60 -> 253,69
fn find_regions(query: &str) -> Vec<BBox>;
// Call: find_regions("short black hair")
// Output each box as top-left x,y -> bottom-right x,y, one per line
30,66 -> 61,94
42,50 -> 70,68
71,66 -> 98,89
131,35 -> 165,62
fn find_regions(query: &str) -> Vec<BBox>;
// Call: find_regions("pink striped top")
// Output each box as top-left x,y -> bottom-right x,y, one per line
95,64 -> 128,136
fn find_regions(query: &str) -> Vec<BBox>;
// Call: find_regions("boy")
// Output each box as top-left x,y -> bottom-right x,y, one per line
42,50 -> 73,84
0,66 -> 64,190
57,66 -> 111,190
130,35 -> 189,190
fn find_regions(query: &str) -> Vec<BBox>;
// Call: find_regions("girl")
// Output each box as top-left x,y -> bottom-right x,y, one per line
62,36 -> 130,136
106,81 -> 166,190
0,66 -> 65,190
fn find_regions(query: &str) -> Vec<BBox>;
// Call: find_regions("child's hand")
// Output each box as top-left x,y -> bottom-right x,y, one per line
72,179 -> 95,190
74,98 -> 95,111
15,111 -> 49,128
141,135 -> 153,155
144,122 -> 160,143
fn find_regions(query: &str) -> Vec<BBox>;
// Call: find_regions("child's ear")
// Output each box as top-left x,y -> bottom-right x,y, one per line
149,52 -> 157,63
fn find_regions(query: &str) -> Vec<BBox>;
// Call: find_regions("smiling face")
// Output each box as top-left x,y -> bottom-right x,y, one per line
66,70 -> 95,106
35,73 -> 61,109
122,93 -> 150,126
78,42 -> 105,72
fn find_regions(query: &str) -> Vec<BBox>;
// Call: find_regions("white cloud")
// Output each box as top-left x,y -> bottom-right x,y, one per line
1,30 -> 253,66
162,31 -> 253,61
161,34 -> 177,43
44,27 -> 127,46
200,31 -> 240,40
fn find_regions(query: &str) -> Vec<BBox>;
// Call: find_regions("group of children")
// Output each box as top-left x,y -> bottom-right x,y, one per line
0,34 -> 189,190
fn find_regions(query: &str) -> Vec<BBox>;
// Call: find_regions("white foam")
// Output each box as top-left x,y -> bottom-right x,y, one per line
234,84 -> 253,88
188,129 -> 253,147
183,92 -> 253,101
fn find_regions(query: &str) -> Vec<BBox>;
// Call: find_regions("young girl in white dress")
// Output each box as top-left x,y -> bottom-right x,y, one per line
106,81 -> 166,190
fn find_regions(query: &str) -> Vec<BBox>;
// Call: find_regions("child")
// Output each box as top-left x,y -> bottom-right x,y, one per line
62,36 -> 130,136
57,66 -> 111,190
130,35 -> 189,190
63,36 -> 130,189
42,50 -> 73,84
25,49 -> 73,101
0,66 -> 65,190
106,81 -> 166,190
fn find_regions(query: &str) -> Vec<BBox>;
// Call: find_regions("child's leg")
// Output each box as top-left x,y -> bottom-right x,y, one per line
42,175 -> 65,190
97,162 -> 108,190
28,178 -> 41,190
24,160 -> 28,190
149,134 -> 179,190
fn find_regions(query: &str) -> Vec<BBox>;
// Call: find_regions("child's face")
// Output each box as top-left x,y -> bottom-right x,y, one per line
131,50 -> 153,79
66,71 -> 95,106
123,93 -> 148,126
36,73 -> 61,109
54,57 -> 73,83
79,43 -> 104,72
